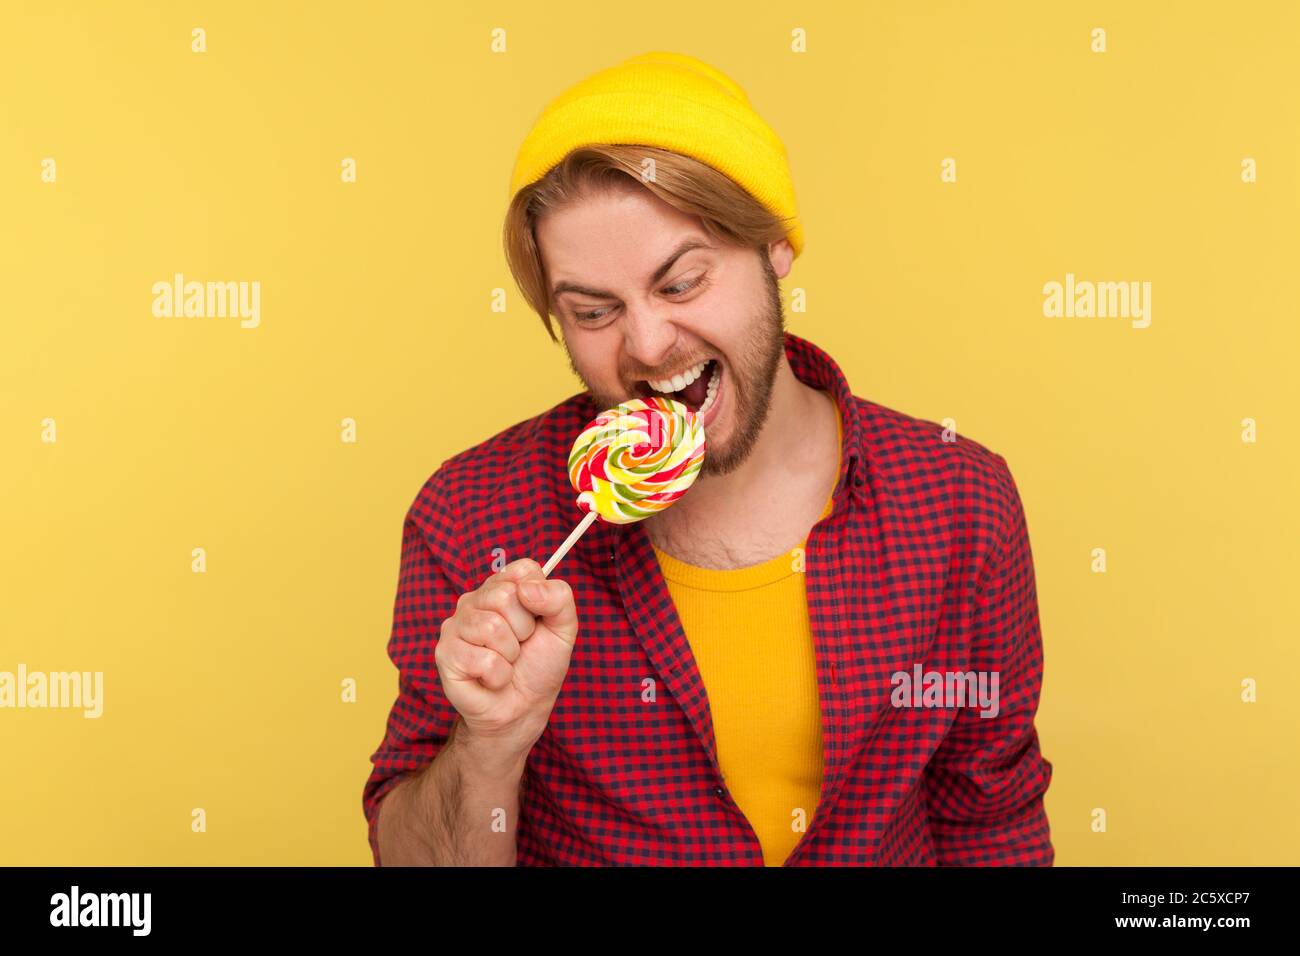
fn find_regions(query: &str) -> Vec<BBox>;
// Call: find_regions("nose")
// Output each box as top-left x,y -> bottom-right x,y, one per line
620,302 -> 679,377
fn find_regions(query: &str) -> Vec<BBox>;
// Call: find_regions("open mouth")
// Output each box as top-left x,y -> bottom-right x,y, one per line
634,357 -> 721,417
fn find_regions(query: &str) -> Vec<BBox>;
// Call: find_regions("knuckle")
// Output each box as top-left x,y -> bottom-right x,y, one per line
436,639 -> 460,673
479,647 -> 504,678
454,610 -> 476,640
439,617 -> 461,649
494,581 -> 518,608
483,583 -> 513,613
490,650 -> 511,679
483,613 -> 506,641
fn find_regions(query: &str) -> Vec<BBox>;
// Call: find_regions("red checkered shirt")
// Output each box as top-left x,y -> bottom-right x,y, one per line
364,331 -> 1054,866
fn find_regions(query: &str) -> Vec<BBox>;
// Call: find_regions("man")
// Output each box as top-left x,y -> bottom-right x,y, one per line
363,51 -> 1053,866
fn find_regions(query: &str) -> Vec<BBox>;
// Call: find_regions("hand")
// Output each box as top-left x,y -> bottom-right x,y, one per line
434,558 -> 579,760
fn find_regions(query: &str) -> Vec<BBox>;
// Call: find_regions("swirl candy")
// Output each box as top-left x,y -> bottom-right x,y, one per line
568,396 -> 706,524
541,397 -> 706,576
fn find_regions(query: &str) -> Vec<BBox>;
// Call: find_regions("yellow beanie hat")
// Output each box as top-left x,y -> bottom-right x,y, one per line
508,51 -> 804,258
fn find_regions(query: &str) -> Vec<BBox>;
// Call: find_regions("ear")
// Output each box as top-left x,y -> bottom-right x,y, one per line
766,238 -> 795,280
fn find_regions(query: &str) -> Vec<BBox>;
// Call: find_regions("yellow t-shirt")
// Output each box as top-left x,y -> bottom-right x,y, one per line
652,398 -> 840,865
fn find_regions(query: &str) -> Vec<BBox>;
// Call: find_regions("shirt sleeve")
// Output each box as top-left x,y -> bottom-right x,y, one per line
921,454 -> 1055,866
362,469 -> 465,867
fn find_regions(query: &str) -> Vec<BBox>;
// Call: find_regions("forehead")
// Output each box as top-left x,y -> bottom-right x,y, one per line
537,186 -> 713,285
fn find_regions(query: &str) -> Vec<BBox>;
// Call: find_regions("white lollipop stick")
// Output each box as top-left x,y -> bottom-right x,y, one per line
542,510 -> 599,577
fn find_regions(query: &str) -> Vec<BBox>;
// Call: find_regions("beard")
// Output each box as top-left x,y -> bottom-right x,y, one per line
568,252 -> 787,478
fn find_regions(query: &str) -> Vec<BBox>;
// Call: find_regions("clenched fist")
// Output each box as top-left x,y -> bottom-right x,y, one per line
435,558 -> 579,759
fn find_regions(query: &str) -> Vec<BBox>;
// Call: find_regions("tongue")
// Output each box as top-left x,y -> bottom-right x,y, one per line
677,369 -> 710,411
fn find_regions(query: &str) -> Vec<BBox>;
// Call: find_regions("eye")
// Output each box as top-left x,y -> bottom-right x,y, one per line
570,274 -> 708,325
574,305 -> 615,323
662,274 -> 707,297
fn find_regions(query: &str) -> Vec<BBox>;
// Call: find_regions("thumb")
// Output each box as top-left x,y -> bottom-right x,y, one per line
518,578 -> 578,645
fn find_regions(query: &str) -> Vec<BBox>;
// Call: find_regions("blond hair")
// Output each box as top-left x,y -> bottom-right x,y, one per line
503,144 -> 795,342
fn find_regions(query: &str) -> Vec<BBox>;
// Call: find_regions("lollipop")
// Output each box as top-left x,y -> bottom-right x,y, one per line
541,396 -> 706,575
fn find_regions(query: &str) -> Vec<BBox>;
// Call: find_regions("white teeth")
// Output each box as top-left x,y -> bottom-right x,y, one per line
696,361 -> 722,416
647,359 -> 708,394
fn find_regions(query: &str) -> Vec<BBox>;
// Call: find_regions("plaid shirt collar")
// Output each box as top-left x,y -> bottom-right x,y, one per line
782,330 -> 869,506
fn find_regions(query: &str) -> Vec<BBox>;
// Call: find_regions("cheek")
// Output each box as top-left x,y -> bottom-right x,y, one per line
696,281 -> 751,334
569,335 -> 622,387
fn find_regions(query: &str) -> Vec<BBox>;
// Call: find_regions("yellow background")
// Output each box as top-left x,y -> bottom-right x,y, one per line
2,1 -> 1296,865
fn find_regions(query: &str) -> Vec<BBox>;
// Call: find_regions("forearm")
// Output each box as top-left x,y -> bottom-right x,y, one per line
375,717 -> 529,866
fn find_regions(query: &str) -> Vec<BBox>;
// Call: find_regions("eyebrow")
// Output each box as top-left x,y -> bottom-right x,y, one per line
550,238 -> 715,300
